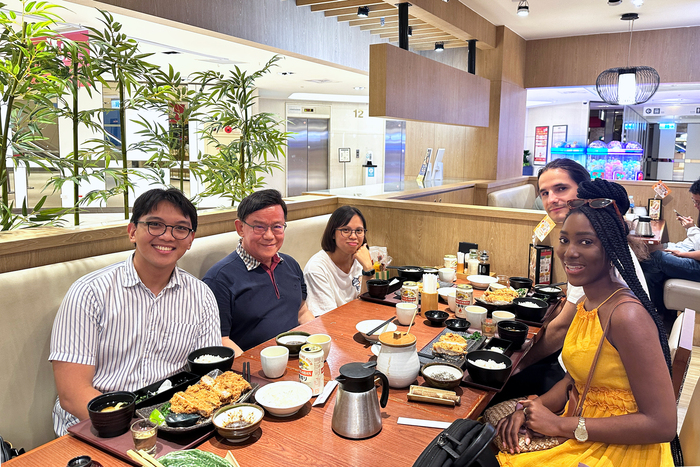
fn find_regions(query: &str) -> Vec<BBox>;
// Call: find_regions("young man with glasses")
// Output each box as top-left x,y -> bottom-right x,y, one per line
304,206 -> 374,316
203,189 -> 314,355
49,188 -> 221,435
642,178 -> 700,328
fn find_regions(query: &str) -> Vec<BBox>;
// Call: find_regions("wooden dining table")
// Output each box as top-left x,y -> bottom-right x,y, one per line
7,289 -> 543,467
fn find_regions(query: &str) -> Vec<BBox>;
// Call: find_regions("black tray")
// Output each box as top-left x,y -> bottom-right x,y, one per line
460,338 -> 533,392
134,371 -> 200,409
417,329 -> 485,367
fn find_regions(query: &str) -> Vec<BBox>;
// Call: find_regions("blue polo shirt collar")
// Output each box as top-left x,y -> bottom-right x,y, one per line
236,240 -> 283,271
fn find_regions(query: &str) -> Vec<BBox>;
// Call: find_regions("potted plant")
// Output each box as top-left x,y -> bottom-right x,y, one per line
192,57 -> 289,206
522,150 -> 533,176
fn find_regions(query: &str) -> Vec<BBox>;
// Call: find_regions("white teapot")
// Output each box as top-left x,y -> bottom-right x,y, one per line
376,331 -> 420,388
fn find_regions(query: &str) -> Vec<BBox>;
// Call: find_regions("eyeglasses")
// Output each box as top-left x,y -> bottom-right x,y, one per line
135,221 -> 194,240
240,219 -> 287,235
336,227 -> 367,238
567,198 -> 623,220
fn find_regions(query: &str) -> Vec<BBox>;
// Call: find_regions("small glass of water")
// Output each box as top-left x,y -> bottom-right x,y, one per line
130,419 -> 157,454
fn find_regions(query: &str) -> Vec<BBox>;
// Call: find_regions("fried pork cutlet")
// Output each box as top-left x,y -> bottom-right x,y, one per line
169,372 -> 252,417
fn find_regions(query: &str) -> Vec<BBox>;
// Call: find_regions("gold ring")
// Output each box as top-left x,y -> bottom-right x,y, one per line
523,407 -> 528,416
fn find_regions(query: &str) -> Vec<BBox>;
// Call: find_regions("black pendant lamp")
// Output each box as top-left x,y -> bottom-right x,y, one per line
595,14 -> 659,106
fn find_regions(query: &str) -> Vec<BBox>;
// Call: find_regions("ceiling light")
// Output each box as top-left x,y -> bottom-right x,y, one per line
442,0 -> 450,2
353,86 -> 365,90
435,42 -> 444,52
278,71 -> 294,76
517,0 -> 529,16
288,93 -> 369,104
595,14 -> 659,105
608,0 -> 622,5
631,0 -> 644,6
357,6 -> 369,17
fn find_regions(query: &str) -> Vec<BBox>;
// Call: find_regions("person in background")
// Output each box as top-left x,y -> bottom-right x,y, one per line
494,161 -> 648,403
50,188 -> 220,435
642,177 -> 700,330
304,206 -> 375,316
496,183 -> 678,466
203,189 -> 314,355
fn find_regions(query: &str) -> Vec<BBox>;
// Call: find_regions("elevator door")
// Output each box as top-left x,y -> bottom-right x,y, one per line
287,118 -> 329,197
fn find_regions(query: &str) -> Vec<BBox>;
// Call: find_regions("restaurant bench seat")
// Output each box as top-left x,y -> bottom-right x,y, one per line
487,184 -> 536,209
664,279 -> 700,346
0,213 -> 330,452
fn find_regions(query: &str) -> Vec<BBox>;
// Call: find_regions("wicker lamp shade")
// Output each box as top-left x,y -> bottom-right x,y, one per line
595,66 -> 660,106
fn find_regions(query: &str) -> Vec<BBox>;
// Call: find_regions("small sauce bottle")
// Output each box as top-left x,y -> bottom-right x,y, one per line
477,250 -> 490,276
467,249 -> 479,275
482,318 -> 496,338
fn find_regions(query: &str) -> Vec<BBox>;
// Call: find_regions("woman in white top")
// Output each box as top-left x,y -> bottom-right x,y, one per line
304,206 -> 375,316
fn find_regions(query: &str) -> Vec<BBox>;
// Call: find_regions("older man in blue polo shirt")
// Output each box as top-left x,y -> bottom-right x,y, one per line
203,189 -> 314,355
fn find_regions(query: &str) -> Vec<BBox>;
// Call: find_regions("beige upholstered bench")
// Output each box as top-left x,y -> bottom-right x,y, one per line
664,279 -> 700,346
487,184 -> 536,209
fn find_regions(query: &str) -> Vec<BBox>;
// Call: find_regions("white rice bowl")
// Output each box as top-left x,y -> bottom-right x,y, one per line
254,381 -> 312,417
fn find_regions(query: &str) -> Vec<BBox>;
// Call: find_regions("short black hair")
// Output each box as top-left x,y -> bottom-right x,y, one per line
690,177 -> 700,195
237,189 -> 287,222
131,188 -> 198,231
321,206 -> 367,252
537,158 -> 591,186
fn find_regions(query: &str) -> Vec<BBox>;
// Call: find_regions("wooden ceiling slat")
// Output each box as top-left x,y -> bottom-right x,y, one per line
411,41 -> 470,51
326,3 -> 395,18
379,27 -> 442,39
357,17 -> 420,29
295,0 -> 340,6
311,0 -> 384,12
339,10 -> 397,23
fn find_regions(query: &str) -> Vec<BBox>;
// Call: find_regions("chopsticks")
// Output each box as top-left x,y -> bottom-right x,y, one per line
126,449 -> 165,467
365,317 -> 395,337
242,361 -> 251,383
226,451 -> 242,467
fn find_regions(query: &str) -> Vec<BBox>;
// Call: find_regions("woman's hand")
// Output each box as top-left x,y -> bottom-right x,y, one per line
520,398 -> 565,438
496,407 -> 528,454
354,244 -> 373,271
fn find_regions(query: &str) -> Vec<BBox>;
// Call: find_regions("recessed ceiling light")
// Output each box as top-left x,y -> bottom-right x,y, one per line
608,0 -> 622,5
354,86 -> 366,90
162,51 -> 181,55
631,0 -> 644,6
435,42 -> 444,52
278,71 -> 294,76
357,6 -> 369,17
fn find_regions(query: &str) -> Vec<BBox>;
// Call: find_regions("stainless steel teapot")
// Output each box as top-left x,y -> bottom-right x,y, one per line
331,361 -> 389,439
634,215 -> 654,237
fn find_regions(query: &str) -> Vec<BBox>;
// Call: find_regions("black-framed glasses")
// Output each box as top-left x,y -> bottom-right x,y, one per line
336,227 -> 367,238
135,221 -> 194,240
567,198 -> 623,220
240,219 -> 287,235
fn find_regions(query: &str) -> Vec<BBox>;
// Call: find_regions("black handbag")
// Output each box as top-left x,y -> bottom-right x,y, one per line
412,419 -> 498,467
0,436 -> 24,462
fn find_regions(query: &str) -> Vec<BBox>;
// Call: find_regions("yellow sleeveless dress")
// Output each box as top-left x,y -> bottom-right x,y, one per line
497,300 -> 673,467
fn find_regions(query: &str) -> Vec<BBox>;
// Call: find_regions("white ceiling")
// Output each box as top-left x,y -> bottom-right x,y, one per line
460,0 -> 700,41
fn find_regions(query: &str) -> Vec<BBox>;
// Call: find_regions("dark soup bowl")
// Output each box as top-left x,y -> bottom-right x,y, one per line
533,284 -> 563,301
397,266 -> 424,282
465,350 -> 512,388
445,318 -> 470,332
496,320 -> 529,350
187,346 -> 235,376
87,391 -> 136,438
513,297 -> 549,323
366,279 -> 389,298
424,310 -> 449,327
508,276 -> 533,291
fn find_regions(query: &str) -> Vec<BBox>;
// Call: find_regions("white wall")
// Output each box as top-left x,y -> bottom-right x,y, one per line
524,102 -> 590,166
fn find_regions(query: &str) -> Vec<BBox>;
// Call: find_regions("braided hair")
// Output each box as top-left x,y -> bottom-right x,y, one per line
576,179 -> 683,465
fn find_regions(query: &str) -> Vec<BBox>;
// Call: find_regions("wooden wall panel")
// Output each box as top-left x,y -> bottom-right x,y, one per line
496,81 -> 528,179
369,44 -> 491,127
526,26 -> 700,88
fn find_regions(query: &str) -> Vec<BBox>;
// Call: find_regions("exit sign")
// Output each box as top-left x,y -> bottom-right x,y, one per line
659,123 -> 675,130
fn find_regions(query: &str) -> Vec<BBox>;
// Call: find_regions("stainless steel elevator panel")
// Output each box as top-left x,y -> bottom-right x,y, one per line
286,117 -> 329,197
307,118 -> 329,192
287,118 -> 309,197
384,120 -> 405,191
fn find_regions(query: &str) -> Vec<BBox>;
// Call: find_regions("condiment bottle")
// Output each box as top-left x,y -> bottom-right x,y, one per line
467,249 -> 479,275
477,250 -> 490,276
482,318 -> 496,338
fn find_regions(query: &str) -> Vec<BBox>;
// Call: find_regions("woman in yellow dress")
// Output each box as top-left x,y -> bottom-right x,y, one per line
496,179 -> 679,467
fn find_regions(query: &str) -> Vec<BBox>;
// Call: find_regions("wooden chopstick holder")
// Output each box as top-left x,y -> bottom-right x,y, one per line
408,385 -> 461,406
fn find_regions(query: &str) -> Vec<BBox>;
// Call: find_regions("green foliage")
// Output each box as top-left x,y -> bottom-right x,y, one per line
523,150 -> 532,167
192,56 -> 289,206
0,0 -> 71,229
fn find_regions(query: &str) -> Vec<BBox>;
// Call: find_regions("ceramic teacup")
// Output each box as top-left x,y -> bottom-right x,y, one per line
438,268 -> 456,283
396,302 -> 418,325
492,310 -> 516,324
306,334 -> 332,361
260,346 -> 289,379
466,305 -> 488,329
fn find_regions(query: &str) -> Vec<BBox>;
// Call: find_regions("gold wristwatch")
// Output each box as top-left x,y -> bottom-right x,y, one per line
574,417 -> 588,442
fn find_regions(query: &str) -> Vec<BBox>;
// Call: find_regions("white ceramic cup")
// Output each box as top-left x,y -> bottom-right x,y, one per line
492,310 -> 516,324
438,268 -> 456,283
260,346 -> 289,379
466,305 -> 488,329
306,334 -> 332,361
396,302 -> 418,325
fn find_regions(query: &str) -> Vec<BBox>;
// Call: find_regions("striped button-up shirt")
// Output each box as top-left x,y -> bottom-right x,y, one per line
49,254 -> 221,435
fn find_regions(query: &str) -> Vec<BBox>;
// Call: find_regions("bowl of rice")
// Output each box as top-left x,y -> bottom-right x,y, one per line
513,297 -> 548,322
187,346 -> 235,376
465,350 -> 512,387
254,381 -> 313,417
